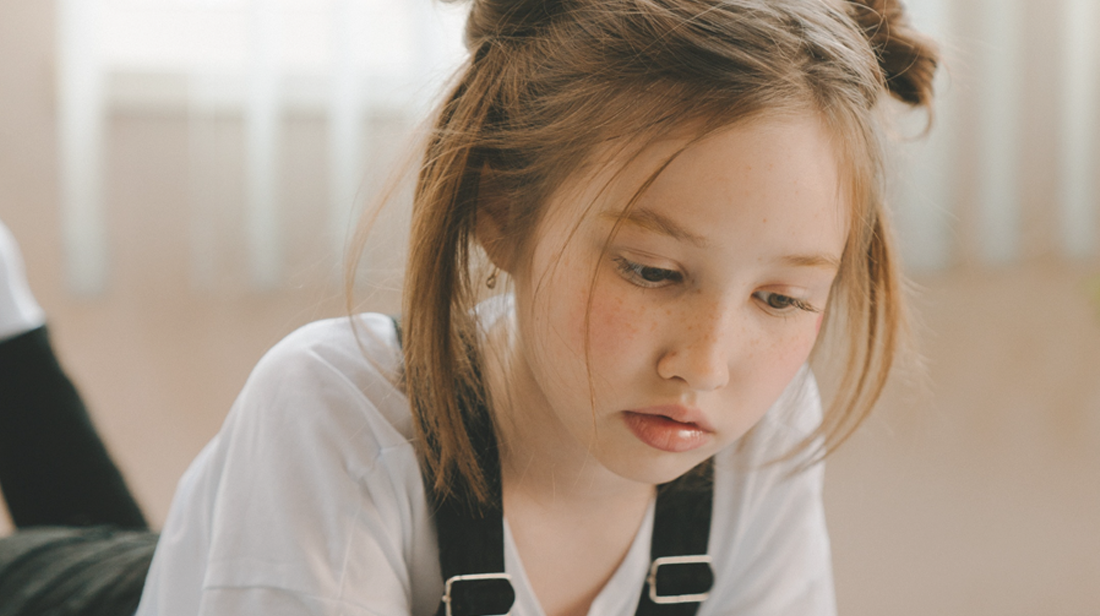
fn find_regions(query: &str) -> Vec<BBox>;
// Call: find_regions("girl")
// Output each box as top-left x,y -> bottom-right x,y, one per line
2,0 -> 938,614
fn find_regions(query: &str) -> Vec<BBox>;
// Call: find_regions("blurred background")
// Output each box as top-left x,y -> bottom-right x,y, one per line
0,1 -> 1098,615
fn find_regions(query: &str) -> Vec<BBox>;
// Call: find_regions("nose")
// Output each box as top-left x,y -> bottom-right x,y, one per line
656,301 -> 735,392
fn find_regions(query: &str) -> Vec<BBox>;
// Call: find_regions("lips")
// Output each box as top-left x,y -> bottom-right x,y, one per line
622,405 -> 713,453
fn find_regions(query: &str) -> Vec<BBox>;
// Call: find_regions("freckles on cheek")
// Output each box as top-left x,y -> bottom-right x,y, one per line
584,286 -> 647,355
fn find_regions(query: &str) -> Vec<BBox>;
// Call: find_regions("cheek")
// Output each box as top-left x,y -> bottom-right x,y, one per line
783,324 -> 819,363
755,323 -> 820,391
583,281 -> 654,360
549,276 -> 662,395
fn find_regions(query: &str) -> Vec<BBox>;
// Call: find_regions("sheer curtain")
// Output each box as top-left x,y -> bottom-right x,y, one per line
56,0 -> 465,294
895,0 -> 1099,271
55,0 -> 1100,295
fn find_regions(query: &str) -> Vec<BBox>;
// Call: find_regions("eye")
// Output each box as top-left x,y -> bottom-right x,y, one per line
613,257 -> 683,288
753,290 -> 819,315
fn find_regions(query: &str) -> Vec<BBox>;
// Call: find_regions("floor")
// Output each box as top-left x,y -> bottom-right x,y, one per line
824,262 -> 1100,616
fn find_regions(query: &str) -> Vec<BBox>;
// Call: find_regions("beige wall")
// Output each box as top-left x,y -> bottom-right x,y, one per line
2,2 -> 1099,615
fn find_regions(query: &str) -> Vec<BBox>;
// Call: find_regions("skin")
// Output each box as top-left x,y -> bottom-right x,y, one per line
479,114 -> 848,616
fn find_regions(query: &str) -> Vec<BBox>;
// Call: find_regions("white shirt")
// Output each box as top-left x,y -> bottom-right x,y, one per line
136,311 -> 835,616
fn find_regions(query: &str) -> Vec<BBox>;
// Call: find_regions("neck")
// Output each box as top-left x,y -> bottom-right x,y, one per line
481,312 -> 657,616
498,424 -> 654,509
482,313 -> 654,509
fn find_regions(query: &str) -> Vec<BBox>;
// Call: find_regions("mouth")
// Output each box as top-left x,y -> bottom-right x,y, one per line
622,405 -> 714,453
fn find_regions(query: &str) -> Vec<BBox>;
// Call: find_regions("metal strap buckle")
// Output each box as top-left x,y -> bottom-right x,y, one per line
442,572 -> 515,616
646,555 -> 714,605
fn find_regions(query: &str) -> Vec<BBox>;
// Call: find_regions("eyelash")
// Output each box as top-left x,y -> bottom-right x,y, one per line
613,256 -> 820,315
752,291 -> 821,315
613,256 -> 683,288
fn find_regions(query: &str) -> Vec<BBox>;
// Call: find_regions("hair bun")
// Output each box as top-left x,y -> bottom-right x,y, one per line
460,0 -> 567,48
845,0 -> 939,108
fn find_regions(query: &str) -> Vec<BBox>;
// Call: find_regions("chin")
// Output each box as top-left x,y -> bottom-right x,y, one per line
600,446 -> 717,487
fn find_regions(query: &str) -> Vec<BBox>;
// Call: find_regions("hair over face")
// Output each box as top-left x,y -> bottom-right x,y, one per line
393,0 -> 939,504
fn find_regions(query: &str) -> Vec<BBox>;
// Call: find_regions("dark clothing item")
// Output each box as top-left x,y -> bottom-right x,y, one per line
0,526 -> 155,616
0,326 -> 155,616
0,326 -> 147,529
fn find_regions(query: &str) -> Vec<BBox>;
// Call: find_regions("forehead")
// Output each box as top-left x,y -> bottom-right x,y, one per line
539,113 -> 849,252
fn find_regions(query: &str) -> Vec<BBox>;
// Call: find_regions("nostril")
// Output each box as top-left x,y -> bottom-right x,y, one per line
656,346 -> 729,392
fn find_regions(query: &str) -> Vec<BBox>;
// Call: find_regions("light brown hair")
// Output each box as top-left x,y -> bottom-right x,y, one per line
382,0 -> 938,504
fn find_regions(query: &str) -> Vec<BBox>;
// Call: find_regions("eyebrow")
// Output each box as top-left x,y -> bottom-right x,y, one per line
778,253 -> 842,271
600,207 -> 708,247
601,207 -> 842,271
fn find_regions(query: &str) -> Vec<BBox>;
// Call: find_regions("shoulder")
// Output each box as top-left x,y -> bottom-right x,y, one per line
259,313 -> 402,374
234,313 -> 412,449
703,365 -> 835,614
213,313 -> 423,534
248,313 -> 403,408
140,314 -> 443,616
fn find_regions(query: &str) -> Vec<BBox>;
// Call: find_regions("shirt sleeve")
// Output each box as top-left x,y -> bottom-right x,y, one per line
136,317 -> 442,616
701,368 -> 837,616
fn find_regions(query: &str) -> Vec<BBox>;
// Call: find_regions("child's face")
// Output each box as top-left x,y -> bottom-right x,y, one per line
505,114 -> 847,486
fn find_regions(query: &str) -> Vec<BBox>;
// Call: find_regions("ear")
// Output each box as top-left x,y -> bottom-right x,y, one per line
474,167 -> 516,272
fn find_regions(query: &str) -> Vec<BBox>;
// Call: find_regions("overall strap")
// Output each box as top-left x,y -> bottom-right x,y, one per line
635,459 -> 715,616
431,462 -> 715,616
389,316 -> 514,616
392,316 -> 714,616
429,396 -> 514,616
